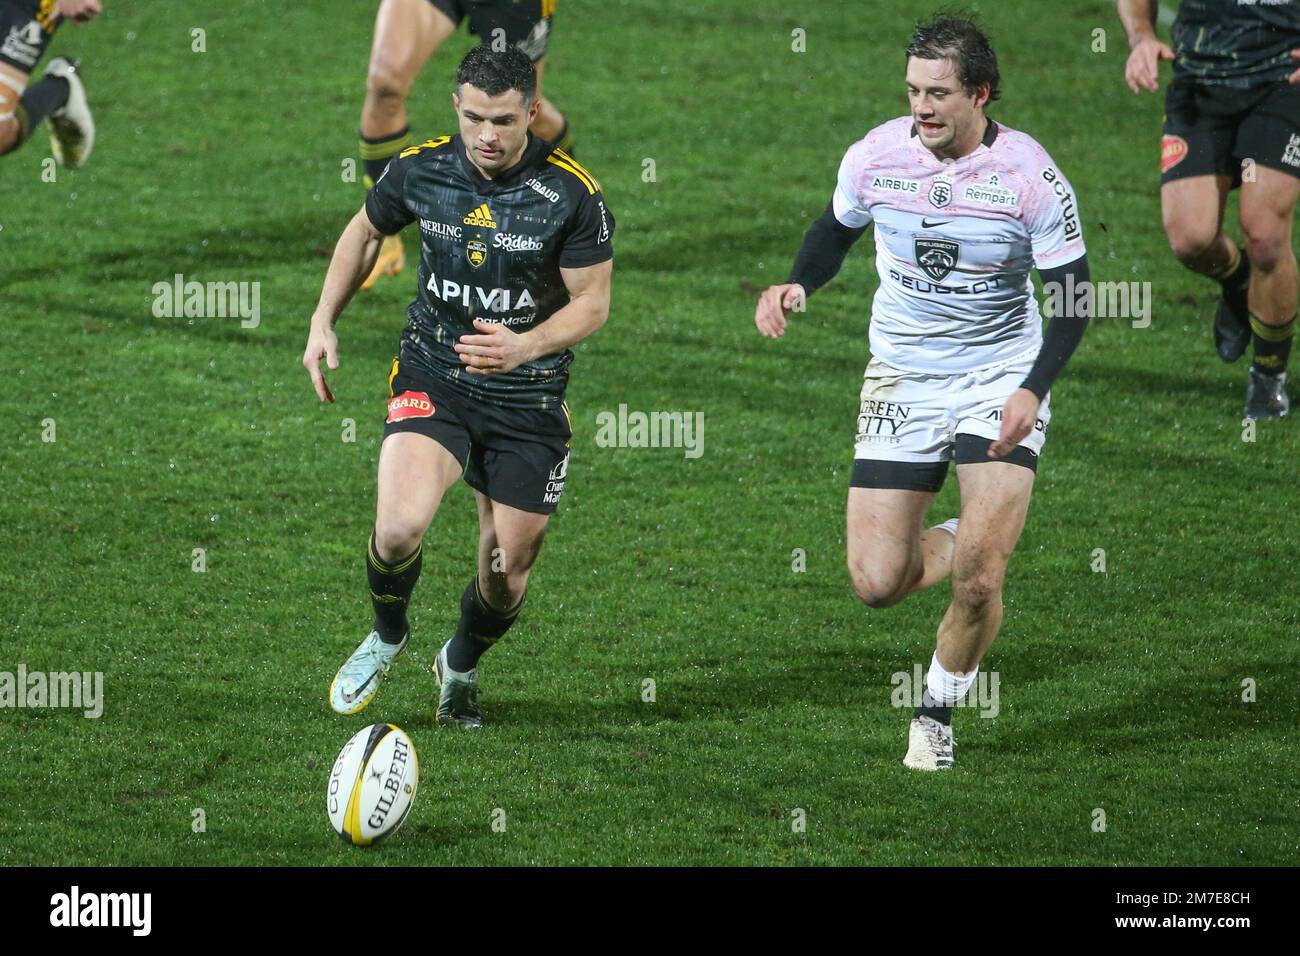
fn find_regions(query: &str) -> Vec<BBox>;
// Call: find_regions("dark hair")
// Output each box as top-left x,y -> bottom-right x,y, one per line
905,12 -> 1001,104
455,44 -> 537,103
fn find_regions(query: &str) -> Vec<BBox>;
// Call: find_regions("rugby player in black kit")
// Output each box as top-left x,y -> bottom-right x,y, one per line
303,44 -> 614,727
1119,0 -> 1300,418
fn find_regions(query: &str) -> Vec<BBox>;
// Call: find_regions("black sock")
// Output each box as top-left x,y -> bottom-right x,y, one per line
1215,246 -> 1250,295
367,532 -> 421,644
551,120 -> 574,156
1251,313 -> 1296,375
359,126 -> 411,188
446,577 -> 522,672
14,76 -> 70,145
913,688 -> 953,726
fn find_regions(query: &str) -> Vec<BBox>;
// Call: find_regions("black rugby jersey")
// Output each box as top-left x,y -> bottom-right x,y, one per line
1172,0 -> 1300,87
365,132 -> 614,409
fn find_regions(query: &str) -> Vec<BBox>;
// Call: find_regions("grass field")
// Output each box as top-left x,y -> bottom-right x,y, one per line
1,0 -> 1297,866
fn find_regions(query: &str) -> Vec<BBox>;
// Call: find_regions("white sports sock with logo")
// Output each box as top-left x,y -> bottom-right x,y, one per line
926,652 -> 977,707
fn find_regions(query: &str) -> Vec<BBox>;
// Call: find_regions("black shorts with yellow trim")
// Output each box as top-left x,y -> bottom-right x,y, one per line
383,359 -> 572,515
851,435 -> 1039,493
1161,77 -> 1300,185
0,0 -> 58,73
426,0 -> 555,63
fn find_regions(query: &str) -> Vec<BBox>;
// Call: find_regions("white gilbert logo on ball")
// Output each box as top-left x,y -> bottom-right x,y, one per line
327,723 -> 419,846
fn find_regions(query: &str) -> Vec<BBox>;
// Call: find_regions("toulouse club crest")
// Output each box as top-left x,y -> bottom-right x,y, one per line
928,177 -> 952,208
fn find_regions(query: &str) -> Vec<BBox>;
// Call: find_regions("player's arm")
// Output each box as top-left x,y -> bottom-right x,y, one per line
53,0 -> 103,25
756,203 -> 870,339
303,155 -> 414,402
1117,0 -> 1174,94
988,254 -> 1093,458
302,207 -> 387,402
757,145 -> 873,339
455,259 -> 613,375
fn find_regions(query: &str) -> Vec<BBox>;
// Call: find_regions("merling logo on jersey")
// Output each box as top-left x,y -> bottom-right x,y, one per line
421,219 -> 463,241
464,203 -> 498,228
467,240 -> 488,268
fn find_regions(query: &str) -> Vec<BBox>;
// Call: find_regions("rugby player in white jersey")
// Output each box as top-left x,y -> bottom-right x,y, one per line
754,14 -> 1091,771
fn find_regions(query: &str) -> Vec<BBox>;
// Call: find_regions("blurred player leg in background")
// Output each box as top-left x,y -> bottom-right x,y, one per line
358,0 -> 457,289
0,0 -> 98,165
1238,166 -> 1299,417
1160,174 -> 1243,354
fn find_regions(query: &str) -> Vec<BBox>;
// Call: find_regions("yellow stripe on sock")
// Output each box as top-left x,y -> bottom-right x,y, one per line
1249,314 -> 1296,342
359,132 -> 413,160
1212,247 -> 1242,281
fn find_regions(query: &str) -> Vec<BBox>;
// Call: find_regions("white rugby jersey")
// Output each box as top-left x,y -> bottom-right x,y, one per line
832,116 -> 1085,374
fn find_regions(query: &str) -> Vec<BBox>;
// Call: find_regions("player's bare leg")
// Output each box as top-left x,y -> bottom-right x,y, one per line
330,432 -> 463,714
357,0 -> 457,289
1238,166 -> 1299,417
529,58 -> 572,152
846,487 -> 954,609
0,59 -> 89,163
434,492 -> 550,728
904,460 -> 1033,771
1161,174 -> 1252,361
0,63 -> 27,155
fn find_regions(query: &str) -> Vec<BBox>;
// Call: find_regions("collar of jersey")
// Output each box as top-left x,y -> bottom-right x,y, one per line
910,118 -> 999,169
454,133 -> 548,193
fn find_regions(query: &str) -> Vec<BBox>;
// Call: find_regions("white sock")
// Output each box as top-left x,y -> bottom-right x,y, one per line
926,652 -> 977,707
931,518 -> 959,538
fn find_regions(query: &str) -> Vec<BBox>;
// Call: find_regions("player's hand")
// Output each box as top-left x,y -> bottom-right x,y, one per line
988,388 -> 1041,459
455,318 -> 537,375
1124,37 -> 1174,94
53,0 -> 102,24
302,321 -> 339,403
1288,48 -> 1300,84
754,283 -> 806,339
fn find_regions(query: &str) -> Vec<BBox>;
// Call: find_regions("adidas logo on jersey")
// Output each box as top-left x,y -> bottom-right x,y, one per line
464,203 -> 497,228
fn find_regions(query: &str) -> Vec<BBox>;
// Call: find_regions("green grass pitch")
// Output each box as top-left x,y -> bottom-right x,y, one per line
1,0 -> 1297,866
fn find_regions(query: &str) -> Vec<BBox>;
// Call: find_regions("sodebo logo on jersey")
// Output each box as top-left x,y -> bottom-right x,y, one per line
493,232 -> 544,252
1040,167 -> 1080,242
426,273 -> 537,311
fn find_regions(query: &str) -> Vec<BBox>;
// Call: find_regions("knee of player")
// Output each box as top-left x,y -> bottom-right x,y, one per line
951,566 -> 1002,611
1240,222 -> 1290,273
848,562 -> 907,609
1163,224 -> 1218,266
372,520 -> 422,564
365,61 -> 410,106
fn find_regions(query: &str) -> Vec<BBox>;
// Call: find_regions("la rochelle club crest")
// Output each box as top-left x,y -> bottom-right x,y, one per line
466,240 -> 487,268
